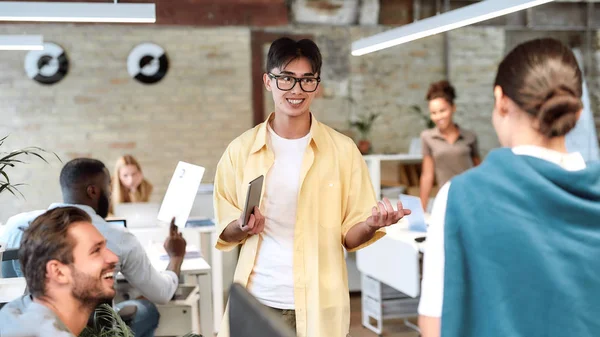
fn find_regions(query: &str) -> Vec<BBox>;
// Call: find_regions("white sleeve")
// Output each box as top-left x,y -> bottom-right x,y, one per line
119,232 -> 179,305
418,182 -> 450,317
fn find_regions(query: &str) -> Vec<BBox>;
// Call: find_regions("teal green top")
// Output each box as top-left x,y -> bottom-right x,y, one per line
442,148 -> 600,337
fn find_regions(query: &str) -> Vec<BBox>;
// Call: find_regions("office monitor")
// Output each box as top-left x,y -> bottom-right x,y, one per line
106,218 -> 127,228
112,203 -> 161,228
229,283 -> 295,337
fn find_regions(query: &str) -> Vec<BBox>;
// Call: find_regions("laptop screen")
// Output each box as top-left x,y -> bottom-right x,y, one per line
107,219 -> 127,228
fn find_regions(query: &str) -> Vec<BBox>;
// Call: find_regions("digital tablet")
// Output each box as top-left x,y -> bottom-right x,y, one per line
242,175 -> 264,228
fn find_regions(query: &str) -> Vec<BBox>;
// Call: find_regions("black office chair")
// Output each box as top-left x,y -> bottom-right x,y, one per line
0,248 -> 25,310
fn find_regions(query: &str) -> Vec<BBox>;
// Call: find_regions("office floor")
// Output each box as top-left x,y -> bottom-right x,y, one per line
349,294 -> 420,337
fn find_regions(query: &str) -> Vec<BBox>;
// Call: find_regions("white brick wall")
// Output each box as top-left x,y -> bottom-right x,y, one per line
0,24 -> 252,221
0,23 -> 598,222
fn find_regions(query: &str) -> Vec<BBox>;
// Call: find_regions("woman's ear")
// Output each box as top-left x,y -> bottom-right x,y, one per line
494,85 -> 508,117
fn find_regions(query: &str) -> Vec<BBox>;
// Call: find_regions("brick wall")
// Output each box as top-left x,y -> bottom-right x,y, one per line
0,23 -> 598,221
448,27 -> 506,153
0,24 -> 252,221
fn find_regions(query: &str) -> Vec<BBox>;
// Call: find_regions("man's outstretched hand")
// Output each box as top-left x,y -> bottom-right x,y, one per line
365,197 -> 411,230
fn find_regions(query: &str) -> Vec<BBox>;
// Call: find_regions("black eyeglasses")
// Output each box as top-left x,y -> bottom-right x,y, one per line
268,73 -> 321,93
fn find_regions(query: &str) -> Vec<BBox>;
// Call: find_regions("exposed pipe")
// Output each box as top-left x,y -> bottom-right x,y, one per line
585,1 -> 594,77
413,0 -> 421,22
444,0 -> 450,79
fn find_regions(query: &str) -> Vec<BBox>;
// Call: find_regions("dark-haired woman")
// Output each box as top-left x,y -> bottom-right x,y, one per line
418,38 -> 600,337
419,80 -> 480,210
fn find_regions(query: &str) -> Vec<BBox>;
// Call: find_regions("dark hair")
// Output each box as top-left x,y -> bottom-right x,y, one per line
426,80 -> 456,105
59,158 -> 107,192
494,38 -> 583,138
266,37 -> 322,75
19,207 -> 91,297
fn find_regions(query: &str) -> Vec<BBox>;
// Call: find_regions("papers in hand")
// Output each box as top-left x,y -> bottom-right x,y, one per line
158,161 -> 205,228
399,194 -> 427,232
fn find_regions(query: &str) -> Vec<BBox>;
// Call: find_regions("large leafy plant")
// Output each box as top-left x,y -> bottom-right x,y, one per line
80,304 -> 203,337
0,135 -> 59,197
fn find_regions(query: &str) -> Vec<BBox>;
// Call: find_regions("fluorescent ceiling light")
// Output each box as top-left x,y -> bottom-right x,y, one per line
0,35 -> 43,50
0,1 -> 155,23
352,0 -> 554,56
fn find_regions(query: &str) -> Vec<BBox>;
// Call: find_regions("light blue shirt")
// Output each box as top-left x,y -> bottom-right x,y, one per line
0,203 -> 178,304
0,295 -> 75,337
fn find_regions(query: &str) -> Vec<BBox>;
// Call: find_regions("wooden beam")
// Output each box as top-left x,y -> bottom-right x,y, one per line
0,0 -> 289,26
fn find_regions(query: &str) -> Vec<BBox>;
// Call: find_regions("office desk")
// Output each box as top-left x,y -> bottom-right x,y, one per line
152,253 -> 213,337
145,243 -> 214,337
0,277 -> 26,304
115,239 -> 213,337
128,223 -> 224,333
356,220 -> 427,335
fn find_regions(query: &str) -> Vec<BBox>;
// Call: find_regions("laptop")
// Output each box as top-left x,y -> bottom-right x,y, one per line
112,203 -> 161,228
106,218 -> 127,228
229,283 -> 295,337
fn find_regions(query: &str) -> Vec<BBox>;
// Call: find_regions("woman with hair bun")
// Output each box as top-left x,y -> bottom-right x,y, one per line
418,38 -> 600,337
420,80 -> 481,210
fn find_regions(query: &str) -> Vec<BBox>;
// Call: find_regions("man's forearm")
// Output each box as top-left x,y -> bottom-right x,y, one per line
219,219 -> 247,243
167,256 -> 184,277
344,221 -> 377,250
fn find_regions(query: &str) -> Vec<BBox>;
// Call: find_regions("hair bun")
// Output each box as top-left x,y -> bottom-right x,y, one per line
538,88 -> 582,137
426,80 -> 456,103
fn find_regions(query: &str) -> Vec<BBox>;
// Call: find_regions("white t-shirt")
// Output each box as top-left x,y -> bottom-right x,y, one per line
247,125 -> 310,309
418,145 -> 587,317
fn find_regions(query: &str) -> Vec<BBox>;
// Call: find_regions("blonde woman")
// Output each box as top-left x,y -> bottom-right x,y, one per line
111,155 -> 153,207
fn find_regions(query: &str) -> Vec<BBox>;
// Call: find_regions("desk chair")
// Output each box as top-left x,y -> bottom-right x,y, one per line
0,248 -> 25,310
0,248 -> 18,263
115,279 -> 201,336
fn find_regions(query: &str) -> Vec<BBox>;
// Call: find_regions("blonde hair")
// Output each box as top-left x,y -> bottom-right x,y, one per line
111,155 -> 153,207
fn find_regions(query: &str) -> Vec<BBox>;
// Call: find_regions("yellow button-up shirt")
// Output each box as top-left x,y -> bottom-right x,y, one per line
214,114 -> 385,337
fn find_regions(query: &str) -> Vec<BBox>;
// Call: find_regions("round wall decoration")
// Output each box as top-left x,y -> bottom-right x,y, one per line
127,42 -> 169,84
24,42 -> 69,85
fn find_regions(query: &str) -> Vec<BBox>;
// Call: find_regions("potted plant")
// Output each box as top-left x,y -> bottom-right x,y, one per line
349,112 -> 380,154
81,304 -> 202,337
410,105 -> 435,129
0,135 -> 59,197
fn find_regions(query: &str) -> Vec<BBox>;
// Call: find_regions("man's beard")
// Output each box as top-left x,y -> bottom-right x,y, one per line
70,266 -> 115,309
97,194 -> 110,219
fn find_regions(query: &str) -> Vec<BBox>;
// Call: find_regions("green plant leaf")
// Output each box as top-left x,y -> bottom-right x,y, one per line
0,170 -> 9,184
80,304 -> 134,337
0,135 -> 61,199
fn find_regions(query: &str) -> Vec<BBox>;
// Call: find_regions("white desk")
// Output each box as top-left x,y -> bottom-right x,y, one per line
147,248 -> 213,337
356,220 -> 427,335
128,223 -> 224,333
0,277 -> 26,304
363,154 -> 422,199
